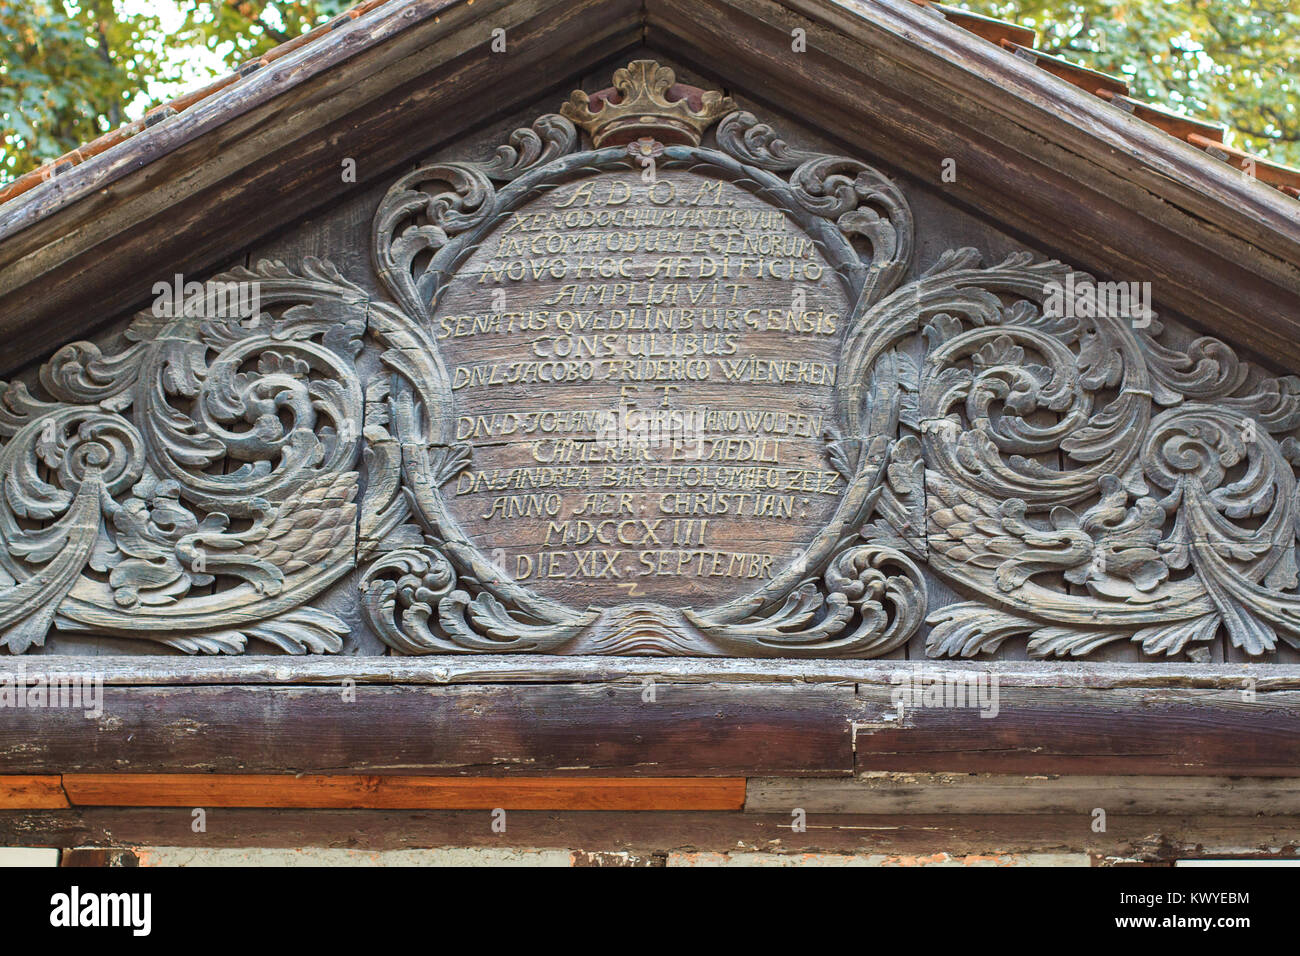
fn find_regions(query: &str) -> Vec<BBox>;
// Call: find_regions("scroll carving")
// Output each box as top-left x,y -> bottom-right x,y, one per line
0,258 -> 362,653
5,60 -> 1300,662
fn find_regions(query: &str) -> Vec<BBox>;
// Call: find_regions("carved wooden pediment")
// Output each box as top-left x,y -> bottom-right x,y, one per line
4,57 -> 1300,664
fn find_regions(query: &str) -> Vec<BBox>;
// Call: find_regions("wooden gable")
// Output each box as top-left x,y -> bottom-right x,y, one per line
2,0 -> 1300,855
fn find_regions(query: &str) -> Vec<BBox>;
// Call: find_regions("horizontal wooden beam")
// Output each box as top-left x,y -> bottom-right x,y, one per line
3,672 -> 1299,776
0,682 -> 860,776
58,774 -> 745,810
19,768 -> 1299,816
0,776 -> 68,810
852,684 -> 1300,776
3,656 -> 1295,688
4,806 -> 1297,862
747,774 -> 1300,815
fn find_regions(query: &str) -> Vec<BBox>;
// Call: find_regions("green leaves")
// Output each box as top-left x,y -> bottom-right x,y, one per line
959,0 -> 1300,165
0,1 -> 345,184
0,0 -> 160,180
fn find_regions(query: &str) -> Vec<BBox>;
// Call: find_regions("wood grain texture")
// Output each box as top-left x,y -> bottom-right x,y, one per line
3,0 -> 1298,393
0,0 -> 642,376
13,61 -> 1299,663
853,684 -> 1300,776
0,682 -> 859,776
0,1 -> 1294,702
6,656 -> 1298,688
60,848 -> 139,867
352,95 -> 924,658
3,676 -> 1298,776
0,776 -> 68,810
424,164 -> 853,611
60,774 -> 746,810
649,0 -> 1300,368
747,773 -> 1300,815
4,806 -> 1298,862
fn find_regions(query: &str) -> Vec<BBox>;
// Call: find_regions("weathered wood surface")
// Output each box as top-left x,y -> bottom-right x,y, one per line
59,774 -> 745,810
0,776 -> 68,810
9,656 -> 1300,688
0,682 -> 859,776
853,684 -> 1300,776
59,848 -> 139,867
651,0 -> 1300,368
5,0 -> 1297,378
0,0 -> 643,375
10,58 -> 1300,664
427,164 -> 852,611
2,676 -> 1298,776
0,63 -> 926,660
748,773 -> 1300,815
16,768 -> 1293,815
2,15 -> 1300,674
4,807 -> 1297,862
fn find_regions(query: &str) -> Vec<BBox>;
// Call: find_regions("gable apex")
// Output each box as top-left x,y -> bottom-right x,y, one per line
0,0 -> 1296,378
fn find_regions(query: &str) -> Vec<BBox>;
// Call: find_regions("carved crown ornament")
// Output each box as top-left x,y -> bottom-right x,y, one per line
3,59 -> 1300,661
560,60 -> 736,147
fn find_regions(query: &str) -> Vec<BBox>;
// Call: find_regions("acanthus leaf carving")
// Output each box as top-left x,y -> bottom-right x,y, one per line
0,258 -> 365,653
7,62 -> 1300,664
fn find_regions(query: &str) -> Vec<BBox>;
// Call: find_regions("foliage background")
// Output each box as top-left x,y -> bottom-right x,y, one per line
0,0 -> 347,182
958,0 -> 1299,162
1,0 -> 1298,183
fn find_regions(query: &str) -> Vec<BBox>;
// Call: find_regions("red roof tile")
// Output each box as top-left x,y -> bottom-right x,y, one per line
1187,132 -> 1300,193
1097,90 -> 1225,143
998,39 -> 1128,97
933,4 -> 1035,47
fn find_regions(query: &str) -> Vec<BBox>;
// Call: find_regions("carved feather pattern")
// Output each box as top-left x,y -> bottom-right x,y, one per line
244,471 -> 358,575
5,94 -> 1300,665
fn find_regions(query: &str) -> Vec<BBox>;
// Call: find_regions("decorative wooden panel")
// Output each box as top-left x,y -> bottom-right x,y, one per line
3,58 -> 1299,662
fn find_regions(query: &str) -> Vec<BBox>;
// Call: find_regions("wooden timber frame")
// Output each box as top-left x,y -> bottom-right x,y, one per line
3,658 -> 1300,861
2,0 -> 1300,861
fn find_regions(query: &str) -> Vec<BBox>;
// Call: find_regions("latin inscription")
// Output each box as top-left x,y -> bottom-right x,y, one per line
431,167 -> 850,605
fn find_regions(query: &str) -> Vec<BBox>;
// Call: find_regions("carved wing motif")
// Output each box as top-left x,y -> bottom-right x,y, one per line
0,259 -> 366,653
7,92 -> 1300,664
353,104 -> 1300,661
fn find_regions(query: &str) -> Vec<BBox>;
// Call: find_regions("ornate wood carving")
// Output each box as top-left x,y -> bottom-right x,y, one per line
4,59 -> 1299,661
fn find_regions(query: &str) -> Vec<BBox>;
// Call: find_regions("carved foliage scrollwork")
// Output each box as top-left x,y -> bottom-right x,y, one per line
699,109 -> 1300,661
0,258 -> 365,653
905,258 -> 1300,659
7,89 -> 1300,662
358,106 -> 930,658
